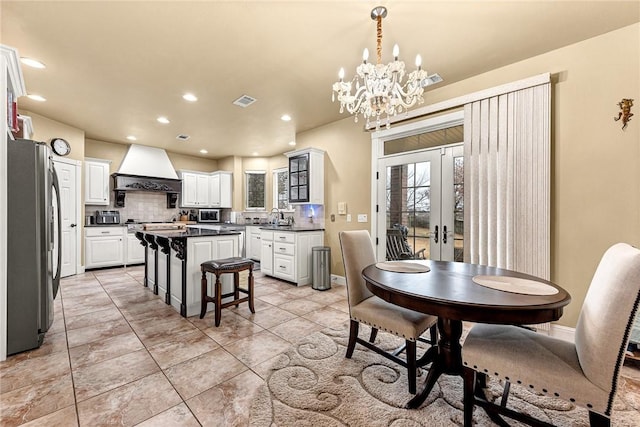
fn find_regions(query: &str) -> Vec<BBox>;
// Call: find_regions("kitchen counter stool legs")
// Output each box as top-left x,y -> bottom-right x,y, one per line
200,258 -> 255,327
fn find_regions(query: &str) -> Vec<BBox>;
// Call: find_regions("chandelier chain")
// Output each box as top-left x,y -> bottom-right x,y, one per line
376,15 -> 383,64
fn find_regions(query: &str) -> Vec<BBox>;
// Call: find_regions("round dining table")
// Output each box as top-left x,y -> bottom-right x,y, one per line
362,260 -> 571,409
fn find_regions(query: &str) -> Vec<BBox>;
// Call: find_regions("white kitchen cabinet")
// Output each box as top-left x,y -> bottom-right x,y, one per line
84,158 -> 111,205
209,171 -> 232,208
182,235 -> 238,316
261,231 -> 273,275
182,170 -> 233,208
126,233 -> 145,265
85,226 -> 125,269
180,170 -> 210,207
285,147 -> 325,205
262,230 -> 324,285
246,226 -> 262,261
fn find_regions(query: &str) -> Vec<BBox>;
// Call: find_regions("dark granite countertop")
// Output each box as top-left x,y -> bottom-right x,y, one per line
258,225 -> 325,232
138,228 -> 241,239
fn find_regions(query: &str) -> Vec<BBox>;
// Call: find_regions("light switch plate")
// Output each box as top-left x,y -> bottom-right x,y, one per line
337,202 -> 347,215
347,214 -> 352,222
357,214 -> 367,223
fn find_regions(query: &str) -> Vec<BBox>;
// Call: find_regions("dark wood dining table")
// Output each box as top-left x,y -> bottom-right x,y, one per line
362,260 -> 571,409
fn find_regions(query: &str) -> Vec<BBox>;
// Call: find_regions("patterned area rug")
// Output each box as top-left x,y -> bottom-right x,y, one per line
250,328 -> 640,426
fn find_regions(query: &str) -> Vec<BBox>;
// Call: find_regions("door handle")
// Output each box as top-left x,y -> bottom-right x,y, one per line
70,223 -> 77,228
443,225 -> 447,244
433,225 -> 439,243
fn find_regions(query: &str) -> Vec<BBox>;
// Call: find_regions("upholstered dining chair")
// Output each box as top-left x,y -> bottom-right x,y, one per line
462,243 -> 640,427
339,230 -> 438,394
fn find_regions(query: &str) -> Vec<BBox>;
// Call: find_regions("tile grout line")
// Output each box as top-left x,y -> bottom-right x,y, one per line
94,268 -> 205,426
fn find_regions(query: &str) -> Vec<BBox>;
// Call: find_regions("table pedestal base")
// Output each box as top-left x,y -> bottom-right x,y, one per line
407,317 -> 463,409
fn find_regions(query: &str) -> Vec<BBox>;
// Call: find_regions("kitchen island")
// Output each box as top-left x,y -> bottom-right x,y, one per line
135,228 -> 241,317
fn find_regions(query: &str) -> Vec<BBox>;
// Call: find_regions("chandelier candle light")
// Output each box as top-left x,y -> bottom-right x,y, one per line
332,6 -> 442,130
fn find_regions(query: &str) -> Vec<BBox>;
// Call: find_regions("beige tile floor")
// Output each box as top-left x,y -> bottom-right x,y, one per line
0,265 -> 351,426
2,265 -> 640,426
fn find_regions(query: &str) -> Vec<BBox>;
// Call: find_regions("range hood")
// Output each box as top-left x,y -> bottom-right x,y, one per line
111,144 -> 181,208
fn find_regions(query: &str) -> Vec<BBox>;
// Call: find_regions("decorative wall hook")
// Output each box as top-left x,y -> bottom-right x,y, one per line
614,98 -> 634,130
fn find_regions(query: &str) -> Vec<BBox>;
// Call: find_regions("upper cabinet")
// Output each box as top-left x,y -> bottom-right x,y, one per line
180,171 -> 210,207
85,158 -> 111,205
181,170 -> 232,208
285,147 -> 325,205
209,171 -> 232,208
1,45 -> 27,142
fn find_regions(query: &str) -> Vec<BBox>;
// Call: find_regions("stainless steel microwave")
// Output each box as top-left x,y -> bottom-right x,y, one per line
198,209 -> 220,223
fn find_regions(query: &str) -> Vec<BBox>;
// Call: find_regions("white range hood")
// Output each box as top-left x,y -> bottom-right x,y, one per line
112,144 -> 181,208
117,144 -> 178,179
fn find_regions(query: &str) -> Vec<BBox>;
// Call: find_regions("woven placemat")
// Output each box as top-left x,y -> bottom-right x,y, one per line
375,261 -> 431,273
472,275 -> 558,295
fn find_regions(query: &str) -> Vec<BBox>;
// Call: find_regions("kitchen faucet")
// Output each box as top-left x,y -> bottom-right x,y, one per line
270,208 -> 281,225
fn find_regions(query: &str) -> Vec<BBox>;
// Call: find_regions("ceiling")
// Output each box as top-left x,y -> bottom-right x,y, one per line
2,1 -> 639,159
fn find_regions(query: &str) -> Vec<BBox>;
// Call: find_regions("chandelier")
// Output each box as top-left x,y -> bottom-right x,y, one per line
332,6 -> 442,130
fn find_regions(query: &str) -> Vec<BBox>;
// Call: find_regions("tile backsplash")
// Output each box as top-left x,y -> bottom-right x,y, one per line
87,192 -> 181,223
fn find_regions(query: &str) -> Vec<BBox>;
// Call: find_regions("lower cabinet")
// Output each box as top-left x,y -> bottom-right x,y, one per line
85,227 -> 146,270
246,226 -> 262,261
85,227 -> 125,269
260,230 -> 324,286
261,231 -> 273,275
126,234 -> 145,264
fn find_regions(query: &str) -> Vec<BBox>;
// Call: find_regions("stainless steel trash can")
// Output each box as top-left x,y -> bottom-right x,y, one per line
312,246 -> 331,291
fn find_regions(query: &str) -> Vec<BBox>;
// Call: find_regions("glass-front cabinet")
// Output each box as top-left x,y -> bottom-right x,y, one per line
285,147 -> 325,205
288,153 -> 309,203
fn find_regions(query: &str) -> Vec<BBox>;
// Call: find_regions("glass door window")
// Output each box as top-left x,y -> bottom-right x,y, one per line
377,145 -> 463,262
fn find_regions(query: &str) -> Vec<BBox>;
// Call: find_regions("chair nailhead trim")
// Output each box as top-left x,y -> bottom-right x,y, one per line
467,365 -> 599,412
351,317 -> 417,342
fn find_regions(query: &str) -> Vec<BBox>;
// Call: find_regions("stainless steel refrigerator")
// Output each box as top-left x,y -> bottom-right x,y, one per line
7,138 -> 61,355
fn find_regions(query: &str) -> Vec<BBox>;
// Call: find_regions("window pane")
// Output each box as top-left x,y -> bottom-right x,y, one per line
246,172 -> 265,209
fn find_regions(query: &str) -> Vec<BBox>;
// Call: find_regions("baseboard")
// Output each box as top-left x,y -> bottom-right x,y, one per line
331,274 -> 346,286
550,324 -> 575,343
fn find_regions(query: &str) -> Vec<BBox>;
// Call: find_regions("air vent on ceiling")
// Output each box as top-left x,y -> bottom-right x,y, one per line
176,134 -> 190,141
233,94 -> 257,108
421,73 -> 444,88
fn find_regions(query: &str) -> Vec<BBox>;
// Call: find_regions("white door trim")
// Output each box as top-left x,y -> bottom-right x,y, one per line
370,111 -> 465,255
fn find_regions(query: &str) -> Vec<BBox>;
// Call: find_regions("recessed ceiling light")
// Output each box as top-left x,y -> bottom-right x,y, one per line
281,114 -> 292,121
252,152 -> 259,156
27,94 -> 46,102
288,141 -> 296,146
157,116 -> 170,124
183,93 -> 198,102
126,135 -> 137,141
199,149 -> 208,154
20,57 -> 46,69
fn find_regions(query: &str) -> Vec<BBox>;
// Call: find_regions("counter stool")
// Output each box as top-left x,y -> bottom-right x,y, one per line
200,257 -> 255,327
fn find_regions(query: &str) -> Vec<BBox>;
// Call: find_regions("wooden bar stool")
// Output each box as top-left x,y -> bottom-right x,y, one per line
200,257 -> 255,326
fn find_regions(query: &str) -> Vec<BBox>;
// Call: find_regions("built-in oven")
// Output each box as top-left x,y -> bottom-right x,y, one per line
198,208 -> 221,223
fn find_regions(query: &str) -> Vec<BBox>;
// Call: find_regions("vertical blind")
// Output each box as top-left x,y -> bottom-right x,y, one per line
463,83 -> 551,279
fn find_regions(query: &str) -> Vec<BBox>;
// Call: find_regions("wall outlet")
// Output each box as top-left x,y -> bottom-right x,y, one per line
346,214 -> 352,222
357,214 -> 367,223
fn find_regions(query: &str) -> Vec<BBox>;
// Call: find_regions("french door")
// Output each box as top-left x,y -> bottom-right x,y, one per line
376,144 -> 464,262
